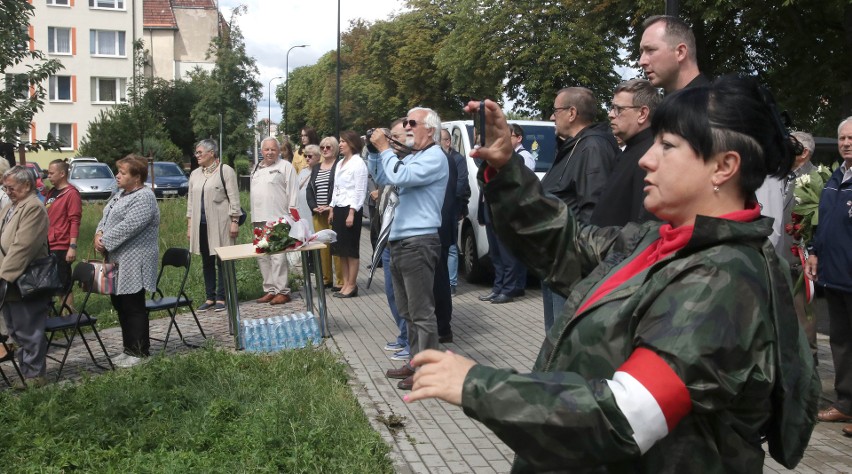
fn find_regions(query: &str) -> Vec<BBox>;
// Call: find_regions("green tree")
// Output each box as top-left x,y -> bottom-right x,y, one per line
191,6 -> 262,165
78,104 -> 171,168
0,1 -> 64,151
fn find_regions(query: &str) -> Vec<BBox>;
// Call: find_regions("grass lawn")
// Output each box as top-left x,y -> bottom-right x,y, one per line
0,346 -> 393,473
71,193 -> 300,329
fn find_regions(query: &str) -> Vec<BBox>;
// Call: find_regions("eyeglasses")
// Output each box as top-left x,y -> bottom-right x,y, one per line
609,104 -> 641,116
552,106 -> 573,116
402,119 -> 418,128
194,150 -> 209,156
320,145 -> 332,150
305,153 -> 315,158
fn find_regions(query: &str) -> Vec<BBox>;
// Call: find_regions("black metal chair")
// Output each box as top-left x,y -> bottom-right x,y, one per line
146,248 -> 206,351
45,262 -> 114,381
0,333 -> 25,388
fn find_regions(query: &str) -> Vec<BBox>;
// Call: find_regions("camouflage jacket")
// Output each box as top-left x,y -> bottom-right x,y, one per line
461,158 -> 818,473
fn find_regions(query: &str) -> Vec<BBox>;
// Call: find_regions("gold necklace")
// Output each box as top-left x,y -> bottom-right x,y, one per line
202,161 -> 219,177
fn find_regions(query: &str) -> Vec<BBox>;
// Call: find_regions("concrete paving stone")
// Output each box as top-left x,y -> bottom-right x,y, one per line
419,454 -> 448,468
406,462 -> 429,474
490,460 -> 514,472
441,462 -> 475,473
479,448 -> 508,462
454,443 -> 479,456
463,454 -> 491,468
470,437 -> 496,450
414,443 -> 440,457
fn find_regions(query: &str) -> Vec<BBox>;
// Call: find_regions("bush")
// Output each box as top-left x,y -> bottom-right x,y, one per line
0,347 -> 394,472
141,137 -> 184,164
233,158 -> 251,176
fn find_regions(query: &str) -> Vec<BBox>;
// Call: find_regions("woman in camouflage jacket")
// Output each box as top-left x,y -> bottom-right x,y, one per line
406,78 -> 819,473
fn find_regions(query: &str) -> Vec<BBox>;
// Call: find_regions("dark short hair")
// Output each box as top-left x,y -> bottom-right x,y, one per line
510,123 -> 524,137
116,154 -> 148,183
49,159 -> 70,176
556,87 -> 598,123
643,15 -> 697,62
615,79 -> 662,115
340,130 -> 364,155
651,75 -> 796,197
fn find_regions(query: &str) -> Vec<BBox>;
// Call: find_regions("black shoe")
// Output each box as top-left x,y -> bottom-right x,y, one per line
508,289 -> 526,297
450,286 -> 457,297
439,333 -> 453,344
478,292 -> 497,302
491,294 -> 514,304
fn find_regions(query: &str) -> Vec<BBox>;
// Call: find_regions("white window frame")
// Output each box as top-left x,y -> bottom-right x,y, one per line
4,74 -> 28,101
89,0 -> 125,10
47,0 -> 71,6
89,30 -> 126,57
50,123 -> 73,151
48,75 -> 72,102
47,27 -> 72,55
91,77 -> 126,104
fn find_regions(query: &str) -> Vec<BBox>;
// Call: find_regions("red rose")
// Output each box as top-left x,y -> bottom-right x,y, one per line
791,212 -> 802,221
785,223 -> 794,235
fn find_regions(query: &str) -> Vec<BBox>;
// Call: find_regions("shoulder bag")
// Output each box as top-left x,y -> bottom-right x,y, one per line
220,163 -> 247,225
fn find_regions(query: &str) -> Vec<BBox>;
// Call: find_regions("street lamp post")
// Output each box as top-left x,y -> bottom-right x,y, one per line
267,76 -> 284,136
284,44 -> 308,139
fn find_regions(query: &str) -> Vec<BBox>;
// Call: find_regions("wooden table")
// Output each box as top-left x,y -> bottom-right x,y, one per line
214,242 -> 329,350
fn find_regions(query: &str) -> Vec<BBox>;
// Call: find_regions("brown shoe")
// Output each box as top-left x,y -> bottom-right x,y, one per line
385,364 -> 415,380
817,407 -> 852,423
256,293 -> 275,304
397,375 -> 414,390
270,294 -> 291,305
843,424 -> 852,437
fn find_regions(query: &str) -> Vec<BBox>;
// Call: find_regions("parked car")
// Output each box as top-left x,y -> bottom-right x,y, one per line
23,162 -> 46,193
69,162 -> 117,200
442,119 -> 557,283
145,161 -> 189,198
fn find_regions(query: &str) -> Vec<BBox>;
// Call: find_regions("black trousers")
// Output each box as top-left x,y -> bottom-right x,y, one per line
826,287 -> 852,414
110,290 -> 150,357
433,245 -> 452,337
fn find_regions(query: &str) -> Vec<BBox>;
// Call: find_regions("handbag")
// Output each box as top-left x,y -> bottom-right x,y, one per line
16,253 -> 64,300
220,163 -> 247,225
83,259 -> 118,295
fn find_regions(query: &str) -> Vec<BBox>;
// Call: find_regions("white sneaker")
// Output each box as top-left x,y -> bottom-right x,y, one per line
114,353 -> 145,368
111,353 -> 128,365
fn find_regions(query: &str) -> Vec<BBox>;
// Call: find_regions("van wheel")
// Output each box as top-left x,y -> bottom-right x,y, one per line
461,226 -> 488,284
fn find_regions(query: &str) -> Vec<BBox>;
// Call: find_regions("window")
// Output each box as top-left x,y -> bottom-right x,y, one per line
48,27 -> 72,55
89,0 -> 125,9
47,0 -> 71,6
49,75 -> 72,102
91,77 -> 126,103
49,123 -> 73,150
4,74 -> 28,100
89,30 -> 126,56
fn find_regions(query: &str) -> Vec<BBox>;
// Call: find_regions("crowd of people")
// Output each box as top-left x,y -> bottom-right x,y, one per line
2,11 -> 851,469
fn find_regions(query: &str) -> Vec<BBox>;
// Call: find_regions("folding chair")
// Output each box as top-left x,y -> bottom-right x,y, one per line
45,262 -> 114,381
0,333 -> 26,388
146,248 -> 206,351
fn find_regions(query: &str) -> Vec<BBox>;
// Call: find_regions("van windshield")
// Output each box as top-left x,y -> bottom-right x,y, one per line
466,124 -> 557,173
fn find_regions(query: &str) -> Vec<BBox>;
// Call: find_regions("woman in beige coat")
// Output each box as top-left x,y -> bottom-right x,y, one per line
187,139 -> 241,312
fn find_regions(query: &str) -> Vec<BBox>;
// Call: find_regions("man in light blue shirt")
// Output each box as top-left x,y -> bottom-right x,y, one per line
368,106 -> 449,391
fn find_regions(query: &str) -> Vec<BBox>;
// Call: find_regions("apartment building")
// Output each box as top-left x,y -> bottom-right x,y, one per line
143,0 -> 219,81
7,0 -> 142,165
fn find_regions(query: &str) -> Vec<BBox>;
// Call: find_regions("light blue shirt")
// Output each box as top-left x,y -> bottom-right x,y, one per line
368,145 -> 448,241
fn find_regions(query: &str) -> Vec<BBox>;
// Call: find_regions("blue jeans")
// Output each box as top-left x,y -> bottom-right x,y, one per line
448,244 -> 459,287
541,282 -> 567,333
382,248 -> 408,351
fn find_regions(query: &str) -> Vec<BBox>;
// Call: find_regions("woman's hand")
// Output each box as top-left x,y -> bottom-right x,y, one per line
66,248 -> 76,263
463,99 -> 514,170
346,210 -> 355,228
328,211 -> 333,225
230,221 -> 239,238
405,349 -> 477,406
93,233 -> 106,254
806,255 -> 818,281
369,189 -> 379,201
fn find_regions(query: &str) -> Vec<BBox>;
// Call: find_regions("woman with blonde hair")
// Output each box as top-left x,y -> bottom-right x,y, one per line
307,136 -> 343,291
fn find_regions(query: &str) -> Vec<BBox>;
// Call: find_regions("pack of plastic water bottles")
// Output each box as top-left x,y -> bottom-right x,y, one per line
240,312 -> 322,352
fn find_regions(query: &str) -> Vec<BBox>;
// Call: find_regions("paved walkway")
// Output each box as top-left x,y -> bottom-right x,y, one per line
4,230 -> 851,473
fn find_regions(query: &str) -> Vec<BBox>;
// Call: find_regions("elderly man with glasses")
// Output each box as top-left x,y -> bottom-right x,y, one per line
369,107 -> 449,391
538,86 -> 618,332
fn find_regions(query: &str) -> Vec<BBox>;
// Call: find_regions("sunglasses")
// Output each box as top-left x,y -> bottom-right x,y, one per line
402,119 -> 419,128
320,145 -> 333,150
305,153 -> 315,158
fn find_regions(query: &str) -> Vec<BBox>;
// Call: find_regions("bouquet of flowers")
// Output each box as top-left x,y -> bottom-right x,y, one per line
253,209 -> 337,254
785,164 -> 834,302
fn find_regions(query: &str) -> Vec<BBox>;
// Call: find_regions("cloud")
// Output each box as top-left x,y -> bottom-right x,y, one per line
217,0 -> 407,125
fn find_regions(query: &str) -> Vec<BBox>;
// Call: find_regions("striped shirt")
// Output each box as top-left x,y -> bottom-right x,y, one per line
315,169 -> 331,206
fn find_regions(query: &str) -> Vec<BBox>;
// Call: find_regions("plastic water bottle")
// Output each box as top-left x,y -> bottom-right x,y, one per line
270,316 -> 282,351
281,315 -> 294,349
244,319 -> 256,352
306,312 -> 321,346
240,320 -> 251,351
293,313 -> 308,348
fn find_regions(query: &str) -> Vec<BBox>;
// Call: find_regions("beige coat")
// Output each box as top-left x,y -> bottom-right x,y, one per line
0,193 -> 49,300
187,164 -> 241,255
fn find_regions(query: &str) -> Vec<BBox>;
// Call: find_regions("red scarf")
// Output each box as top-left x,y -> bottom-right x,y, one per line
575,204 -> 761,315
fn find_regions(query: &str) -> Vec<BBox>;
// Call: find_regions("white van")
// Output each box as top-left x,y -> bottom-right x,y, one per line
442,120 -> 556,283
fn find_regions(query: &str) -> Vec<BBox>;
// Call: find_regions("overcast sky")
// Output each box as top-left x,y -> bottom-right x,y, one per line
218,0 -> 408,125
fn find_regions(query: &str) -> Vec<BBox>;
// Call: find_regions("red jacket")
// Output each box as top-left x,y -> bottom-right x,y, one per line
43,185 -> 82,250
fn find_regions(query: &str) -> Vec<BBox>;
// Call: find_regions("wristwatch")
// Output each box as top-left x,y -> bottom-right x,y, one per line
69,243 -> 78,249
